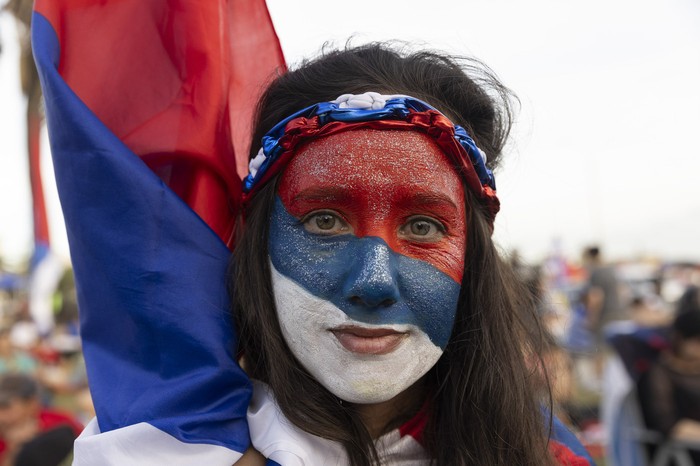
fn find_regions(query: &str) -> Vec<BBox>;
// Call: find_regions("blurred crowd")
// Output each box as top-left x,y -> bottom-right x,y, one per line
1,245 -> 699,465
514,245 -> 700,465
0,260 -> 90,466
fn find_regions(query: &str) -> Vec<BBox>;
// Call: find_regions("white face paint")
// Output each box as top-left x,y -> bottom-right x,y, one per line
271,263 -> 443,404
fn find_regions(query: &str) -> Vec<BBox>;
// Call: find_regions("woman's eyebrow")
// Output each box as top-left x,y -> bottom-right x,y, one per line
398,192 -> 460,211
291,188 -> 461,212
292,186 -> 354,204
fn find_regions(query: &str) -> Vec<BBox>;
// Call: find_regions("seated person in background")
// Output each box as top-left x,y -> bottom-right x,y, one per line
678,286 -> 700,317
637,308 -> 700,462
628,295 -> 672,328
0,374 -> 82,466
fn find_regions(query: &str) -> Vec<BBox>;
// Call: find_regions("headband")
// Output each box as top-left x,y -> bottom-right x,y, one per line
243,92 -> 499,226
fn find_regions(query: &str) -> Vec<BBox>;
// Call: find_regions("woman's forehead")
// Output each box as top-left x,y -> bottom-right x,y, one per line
279,129 -> 463,195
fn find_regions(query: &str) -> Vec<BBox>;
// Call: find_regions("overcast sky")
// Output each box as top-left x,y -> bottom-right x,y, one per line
1,0 -> 699,266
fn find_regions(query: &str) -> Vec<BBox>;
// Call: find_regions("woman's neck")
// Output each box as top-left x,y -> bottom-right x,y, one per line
349,379 -> 426,438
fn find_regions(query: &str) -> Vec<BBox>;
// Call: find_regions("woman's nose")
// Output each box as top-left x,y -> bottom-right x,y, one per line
343,238 -> 400,308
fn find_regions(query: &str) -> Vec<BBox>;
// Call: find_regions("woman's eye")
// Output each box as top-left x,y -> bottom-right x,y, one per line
303,212 -> 350,235
401,217 -> 445,242
315,214 -> 336,230
411,220 -> 433,236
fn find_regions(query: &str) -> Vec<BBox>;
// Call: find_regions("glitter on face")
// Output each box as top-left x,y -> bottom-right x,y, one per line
278,129 -> 467,283
268,128 -> 467,403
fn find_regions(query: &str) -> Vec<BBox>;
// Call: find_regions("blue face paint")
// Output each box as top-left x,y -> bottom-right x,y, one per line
269,197 -> 459,350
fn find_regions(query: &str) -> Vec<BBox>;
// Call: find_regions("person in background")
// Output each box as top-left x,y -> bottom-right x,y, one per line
582,246 -> 623,340
0,329 -> 37,376
0,373 -> 82,466
678,286 -> 700,317
582,246 -> 625,385
637,303 -> 700,463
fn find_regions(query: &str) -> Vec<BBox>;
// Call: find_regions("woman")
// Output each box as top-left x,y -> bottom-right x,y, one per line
31,1 -> 592,458
232,44 -> 593,465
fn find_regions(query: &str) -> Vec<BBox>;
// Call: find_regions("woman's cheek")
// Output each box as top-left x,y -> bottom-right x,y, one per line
397,240 -> 465,285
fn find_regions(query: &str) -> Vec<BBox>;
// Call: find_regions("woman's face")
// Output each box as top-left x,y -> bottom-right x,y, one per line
268,129 -> 466,403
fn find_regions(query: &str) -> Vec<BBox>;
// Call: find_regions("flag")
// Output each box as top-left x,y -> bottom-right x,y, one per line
31,0 -> 285,463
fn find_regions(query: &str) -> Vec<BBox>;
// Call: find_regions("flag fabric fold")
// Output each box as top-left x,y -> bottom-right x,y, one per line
31,0 -> 285,462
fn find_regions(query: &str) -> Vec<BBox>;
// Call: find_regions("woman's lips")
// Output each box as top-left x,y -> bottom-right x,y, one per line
331,326 -> 407,355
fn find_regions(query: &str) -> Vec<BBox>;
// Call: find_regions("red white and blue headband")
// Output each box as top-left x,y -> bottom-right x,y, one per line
243,92 -> 500,226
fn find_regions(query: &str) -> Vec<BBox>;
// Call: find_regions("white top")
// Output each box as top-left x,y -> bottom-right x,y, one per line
248,380 -> 428,465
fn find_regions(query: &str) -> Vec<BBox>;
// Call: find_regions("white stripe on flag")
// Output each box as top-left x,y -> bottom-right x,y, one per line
74,418 -> 244,465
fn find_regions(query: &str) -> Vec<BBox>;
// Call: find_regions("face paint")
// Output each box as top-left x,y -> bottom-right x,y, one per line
269,129 -> 467,403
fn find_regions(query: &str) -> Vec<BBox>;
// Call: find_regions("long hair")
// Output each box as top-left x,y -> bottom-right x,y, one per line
231,42 -> 553,465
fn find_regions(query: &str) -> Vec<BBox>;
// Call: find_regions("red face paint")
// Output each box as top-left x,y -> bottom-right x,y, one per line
277,129 -> 467,283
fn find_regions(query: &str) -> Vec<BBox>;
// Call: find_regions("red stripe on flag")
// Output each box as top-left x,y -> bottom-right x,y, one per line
228,0 -> 286,179
33,0 -> 285,246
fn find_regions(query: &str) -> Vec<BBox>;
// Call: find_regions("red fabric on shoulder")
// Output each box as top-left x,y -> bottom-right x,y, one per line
549,440 -> 593,466
398,402 -> 429,446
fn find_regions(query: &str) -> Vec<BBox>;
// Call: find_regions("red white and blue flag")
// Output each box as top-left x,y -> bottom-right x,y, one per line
31,0 -> 284,463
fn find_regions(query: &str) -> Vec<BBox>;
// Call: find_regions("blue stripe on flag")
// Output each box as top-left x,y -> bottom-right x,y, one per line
32,11 -> 251,452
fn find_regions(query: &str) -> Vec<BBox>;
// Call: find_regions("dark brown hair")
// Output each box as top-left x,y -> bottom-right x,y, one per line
232,42 -> 553,465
